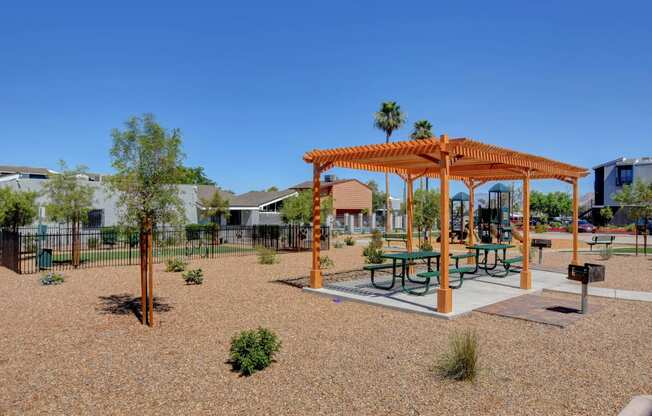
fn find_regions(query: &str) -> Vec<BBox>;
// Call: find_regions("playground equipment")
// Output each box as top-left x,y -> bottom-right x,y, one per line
450,192 -> 469,243
477,183 -> 513,243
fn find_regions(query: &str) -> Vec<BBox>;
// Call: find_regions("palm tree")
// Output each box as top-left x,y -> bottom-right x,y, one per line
374,101 -> 406,231
410,119 -> 433,141
410,119 -> 434,240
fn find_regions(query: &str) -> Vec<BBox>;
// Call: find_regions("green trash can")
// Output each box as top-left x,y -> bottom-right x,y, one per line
38,248 -> 53,270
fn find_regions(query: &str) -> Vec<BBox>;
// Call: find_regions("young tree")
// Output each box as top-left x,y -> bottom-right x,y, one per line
599,206 -> 613,225
201,190 -> 230,224
374,101 -> 406,231
109,114 -> 185,326
366,180 -> 387,212
266,186 -> 279,192
412,188 -> 440,243
613,179 -> 652,255
0,187 -> 38,232
281,190 -> 332,225
44,161 -> 95,267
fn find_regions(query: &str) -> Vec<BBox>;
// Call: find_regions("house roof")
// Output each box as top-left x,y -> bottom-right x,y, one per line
291,178 -> 371,191
0,165 -> 52,176
592,157 -> 652,170
228,189 -> 298,208
196,184 -> 235,203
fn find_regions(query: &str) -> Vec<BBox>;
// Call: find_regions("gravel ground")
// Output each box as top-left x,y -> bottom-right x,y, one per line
1,245 -> 651,415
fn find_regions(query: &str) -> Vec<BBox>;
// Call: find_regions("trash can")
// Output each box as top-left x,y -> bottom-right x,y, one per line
38,248 -> 53,270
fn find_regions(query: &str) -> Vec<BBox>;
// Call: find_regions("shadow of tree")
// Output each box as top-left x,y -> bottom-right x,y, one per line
97,293 -> 173,322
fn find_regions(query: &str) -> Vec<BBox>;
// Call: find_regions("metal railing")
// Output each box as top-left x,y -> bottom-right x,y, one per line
0,225 -> 329,274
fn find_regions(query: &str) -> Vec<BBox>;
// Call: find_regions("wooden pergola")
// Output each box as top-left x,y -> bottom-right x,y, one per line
303,135 -> 589,313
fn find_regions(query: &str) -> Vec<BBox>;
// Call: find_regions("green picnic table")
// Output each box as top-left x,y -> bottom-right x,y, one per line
364,250 -> 440,294
466,243 -> 522,277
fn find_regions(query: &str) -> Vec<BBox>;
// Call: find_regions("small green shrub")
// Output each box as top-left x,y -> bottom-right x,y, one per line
40,272 -> 64,286
87,237 -> 99,249
182,268 -> 204,284
334,240 -> 344,249
369,229 -> 383,250
257,246 -> 279,264
534,224 -> 548,234
101,227 -> 118,245
165,257 -> 188,272
435,329 -> 479,381
229,327 -> 282,376
625,223 -> 636,232
419,240 -> 433,251
344,236 -> 355,246
363,246 -> 385,264
319,255 -> 334,269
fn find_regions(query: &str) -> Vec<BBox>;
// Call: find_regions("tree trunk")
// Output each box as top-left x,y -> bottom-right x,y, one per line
147,222 -> 154,327
140,227 -> 147,325
385,132 -> 392,232
72,219 -> 81,268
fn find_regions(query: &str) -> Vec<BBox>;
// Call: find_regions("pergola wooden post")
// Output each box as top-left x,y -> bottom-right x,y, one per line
437,135 -> 452,313
310,162 -> 323,288
572,178 -> 580,265
406,174 -> 415,273
303,134 -> 588,311
520,172 -> 532,289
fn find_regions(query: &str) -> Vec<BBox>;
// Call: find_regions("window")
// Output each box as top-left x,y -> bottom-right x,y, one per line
616,165 -> 633,186
87,209 -> 104,228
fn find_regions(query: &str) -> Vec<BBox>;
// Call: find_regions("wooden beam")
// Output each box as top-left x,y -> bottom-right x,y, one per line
437,135 -> 452,313
520,172 -> 532,289
418,154 -> 440,165
406,175 -> 414,273
572,178 -> 580,265
310,163 -> 322,288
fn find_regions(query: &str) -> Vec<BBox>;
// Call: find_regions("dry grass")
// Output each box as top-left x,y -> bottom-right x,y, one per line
0,245 -> 651,415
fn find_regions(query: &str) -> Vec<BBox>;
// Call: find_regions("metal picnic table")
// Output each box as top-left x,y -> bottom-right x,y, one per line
465,243 -> 516,277
369,250 -> 441,293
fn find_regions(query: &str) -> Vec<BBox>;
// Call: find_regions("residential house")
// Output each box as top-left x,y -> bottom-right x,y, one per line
196,185 -> 298,226
291,175 -> 372,228
592,157 -> 652,224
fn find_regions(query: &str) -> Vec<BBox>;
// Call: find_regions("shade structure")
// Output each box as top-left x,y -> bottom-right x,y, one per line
304,135 -> 589,313
451,192 -> 470,202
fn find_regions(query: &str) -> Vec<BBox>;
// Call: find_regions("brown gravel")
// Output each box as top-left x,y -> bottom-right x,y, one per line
1,245 -> 651,415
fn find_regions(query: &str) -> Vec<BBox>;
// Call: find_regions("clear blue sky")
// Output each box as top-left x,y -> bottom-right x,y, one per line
1,1 -> 650,197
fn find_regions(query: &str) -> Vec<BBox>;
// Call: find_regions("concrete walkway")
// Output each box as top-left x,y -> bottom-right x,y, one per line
547,281 -> 652,302
305,269 -> 569,319
304,269 -> 652,319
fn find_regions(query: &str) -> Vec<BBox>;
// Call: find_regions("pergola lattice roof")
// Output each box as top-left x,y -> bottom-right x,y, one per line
303,137 -> 589,181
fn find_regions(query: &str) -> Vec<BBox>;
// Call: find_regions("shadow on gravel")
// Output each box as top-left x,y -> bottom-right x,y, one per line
97,293 -> 173,322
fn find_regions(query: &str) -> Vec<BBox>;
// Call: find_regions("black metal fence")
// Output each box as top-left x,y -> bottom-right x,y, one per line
0,225 -> 329,274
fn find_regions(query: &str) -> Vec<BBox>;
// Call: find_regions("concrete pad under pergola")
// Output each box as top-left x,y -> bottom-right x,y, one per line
303,135 -> 589,314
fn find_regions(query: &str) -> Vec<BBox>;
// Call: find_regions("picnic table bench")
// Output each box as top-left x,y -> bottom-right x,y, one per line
587,235 -> 615,251
383,232 -> 408,247
416,267 -> 476,290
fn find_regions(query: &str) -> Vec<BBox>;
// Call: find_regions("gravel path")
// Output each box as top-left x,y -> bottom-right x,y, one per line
1,245 -> 651,415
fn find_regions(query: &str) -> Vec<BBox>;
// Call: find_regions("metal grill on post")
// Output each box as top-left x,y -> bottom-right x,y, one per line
567,263 -> 605,313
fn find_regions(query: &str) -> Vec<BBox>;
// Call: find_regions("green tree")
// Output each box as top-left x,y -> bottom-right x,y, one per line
266,186 -> 279,192
0,187 -> 38,232
176,166 -> 215,185
374,101 -> 406,231
410,119 -> 433,141
280,190 -> 332,225
410,119 -> 434,193
366,180 -> 387,212
44,161 -> 96,267
109,114 -> 185,326
413,188 -> 440,242
600,206 -> 613,225
201,190 -> 230,224
613,179 -> 652,254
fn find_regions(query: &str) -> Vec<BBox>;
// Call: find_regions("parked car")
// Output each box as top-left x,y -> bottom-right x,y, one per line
577,220 -> 596,233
